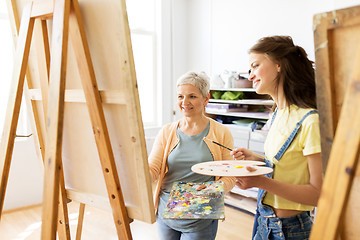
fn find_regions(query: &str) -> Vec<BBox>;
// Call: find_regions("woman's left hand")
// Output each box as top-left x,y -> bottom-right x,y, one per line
235,175 -> 265,189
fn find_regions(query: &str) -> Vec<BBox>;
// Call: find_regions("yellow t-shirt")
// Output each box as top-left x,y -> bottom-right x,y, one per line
263,105 -> 321,211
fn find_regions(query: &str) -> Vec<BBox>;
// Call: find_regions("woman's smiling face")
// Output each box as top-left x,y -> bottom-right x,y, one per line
248,53 -> 280,97
177,84 -> 209,117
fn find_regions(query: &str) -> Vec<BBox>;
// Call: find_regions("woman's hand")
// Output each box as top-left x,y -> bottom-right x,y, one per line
231,148 -> 265,162
235,175 -> 266,189
230,148 -> 254,160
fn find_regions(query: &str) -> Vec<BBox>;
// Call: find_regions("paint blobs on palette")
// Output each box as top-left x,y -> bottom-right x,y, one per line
201,162 -> 248,173
196,184 -> 207,191
191,160 -> 273,177
246,166 -> 257,172
162,181 -> 225,219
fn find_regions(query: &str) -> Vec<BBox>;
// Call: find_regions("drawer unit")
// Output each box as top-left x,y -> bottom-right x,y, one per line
249,140 -> 265,153
234,138 -> 249,148
250,130 -> 268,142
224,124 -> 250,139
224,124 -> 251,148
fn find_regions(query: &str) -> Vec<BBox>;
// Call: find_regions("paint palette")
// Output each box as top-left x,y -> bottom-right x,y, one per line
191,160 -> 273,177
162,181 -> 225,219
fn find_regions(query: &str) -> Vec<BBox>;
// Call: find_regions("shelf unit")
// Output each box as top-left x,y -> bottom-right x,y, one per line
207,88 -> 274,120
205,109 -> 270,120
207,87 -> 271,214
209,99 -> 274,105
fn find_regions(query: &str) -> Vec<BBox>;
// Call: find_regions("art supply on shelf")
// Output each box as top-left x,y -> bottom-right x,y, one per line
206,103 -> 248,113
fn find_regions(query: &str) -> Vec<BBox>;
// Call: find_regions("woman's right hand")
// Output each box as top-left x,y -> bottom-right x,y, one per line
230,148 -> 255,161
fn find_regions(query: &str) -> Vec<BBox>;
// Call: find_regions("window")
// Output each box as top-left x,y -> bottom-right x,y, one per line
0,2 -> 31,138
126,0 -> 159,127
0,5 -> 10,136
0,3 -> 23,138
0,7 -> 11,133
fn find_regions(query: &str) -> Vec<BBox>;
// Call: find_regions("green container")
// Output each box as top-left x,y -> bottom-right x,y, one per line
220,91 -> 244,100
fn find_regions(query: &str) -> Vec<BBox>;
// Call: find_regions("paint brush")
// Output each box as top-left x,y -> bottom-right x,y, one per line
203,137 -> 232,151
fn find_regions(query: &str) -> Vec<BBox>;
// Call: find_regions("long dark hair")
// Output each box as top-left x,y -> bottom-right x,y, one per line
249,36 -> 316,109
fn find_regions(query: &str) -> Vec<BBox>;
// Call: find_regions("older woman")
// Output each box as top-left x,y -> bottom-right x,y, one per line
149,71 -> 236,240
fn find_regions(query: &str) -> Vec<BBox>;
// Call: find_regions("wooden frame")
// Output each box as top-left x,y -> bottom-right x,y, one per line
313,5 -> 360,170
1,0 -> 155,239
310,5 -> 360,239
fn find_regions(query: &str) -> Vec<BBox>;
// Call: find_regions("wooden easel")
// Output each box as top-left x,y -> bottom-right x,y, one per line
310,50 -> 360,240
0,0 -> 133,239
310,5 -> 360,239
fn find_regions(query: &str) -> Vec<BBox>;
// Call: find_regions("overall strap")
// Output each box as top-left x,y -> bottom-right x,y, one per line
273,110 -> 318,162
270,109 -> 277,127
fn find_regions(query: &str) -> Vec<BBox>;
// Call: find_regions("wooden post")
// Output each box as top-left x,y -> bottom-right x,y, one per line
75,203 -> 86,240
40,0 -> 71,238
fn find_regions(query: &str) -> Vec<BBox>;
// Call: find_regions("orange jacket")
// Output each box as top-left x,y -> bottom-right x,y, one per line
149,118 -> 236,213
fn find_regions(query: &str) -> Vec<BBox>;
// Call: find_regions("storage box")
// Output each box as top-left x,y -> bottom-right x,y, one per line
206,103 -> 248,113
224,124 -> 250,139
233,78 -> 252,88
224,124 -> 250,149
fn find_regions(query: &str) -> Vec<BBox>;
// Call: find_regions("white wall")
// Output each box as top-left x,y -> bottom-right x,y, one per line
3,137 -> 43,211
0,2 -> 14,138
171,0 -> 360,78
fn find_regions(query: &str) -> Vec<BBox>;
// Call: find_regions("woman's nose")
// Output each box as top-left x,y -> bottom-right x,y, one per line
183,97 -> 189,104
248,71 -> 255,81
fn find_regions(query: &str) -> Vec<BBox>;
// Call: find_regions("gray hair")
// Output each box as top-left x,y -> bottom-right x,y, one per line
176,71 -> 210,97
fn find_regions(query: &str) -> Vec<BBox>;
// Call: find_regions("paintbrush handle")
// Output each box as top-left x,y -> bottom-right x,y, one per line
212,141 -> 232,151
204,137 -> 232,151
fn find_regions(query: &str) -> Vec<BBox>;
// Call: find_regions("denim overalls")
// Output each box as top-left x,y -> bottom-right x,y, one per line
252,110 -> 318,240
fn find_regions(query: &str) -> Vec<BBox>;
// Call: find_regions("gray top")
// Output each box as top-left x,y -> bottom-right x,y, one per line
158,122 -> 215,232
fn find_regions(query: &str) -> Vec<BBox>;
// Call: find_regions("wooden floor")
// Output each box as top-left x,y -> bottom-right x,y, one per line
0,201 -> 254,239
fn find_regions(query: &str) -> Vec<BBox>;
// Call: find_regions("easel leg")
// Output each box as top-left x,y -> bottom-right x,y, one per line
57,172 -> 71,239
34,17 -> 70,240
0,2 -> 34,220
34,18 -> 50,116
40,0 -> 71,239
75,203 -> 86,240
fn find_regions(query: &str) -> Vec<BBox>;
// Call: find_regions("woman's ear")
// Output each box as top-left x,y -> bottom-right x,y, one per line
204,93 -> 210,106
277,64 -> 281,73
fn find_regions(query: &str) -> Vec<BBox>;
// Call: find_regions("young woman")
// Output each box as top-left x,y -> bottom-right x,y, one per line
149,71 -> 236,240
231,36 -> 323,240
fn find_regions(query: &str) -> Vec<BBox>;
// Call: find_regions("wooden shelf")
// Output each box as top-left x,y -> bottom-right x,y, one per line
209,99 -> 274,106
208,87 -> 272,120
205,109 -> 270,120
210,87 -> 256,92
